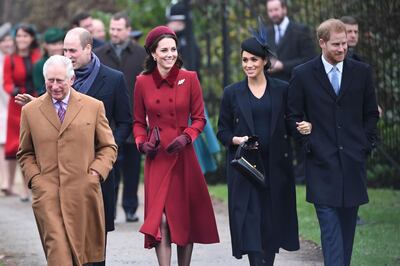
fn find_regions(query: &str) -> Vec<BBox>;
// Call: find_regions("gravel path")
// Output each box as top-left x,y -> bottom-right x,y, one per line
0,183 -> 323,266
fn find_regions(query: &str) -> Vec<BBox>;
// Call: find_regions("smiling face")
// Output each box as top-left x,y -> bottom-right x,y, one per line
15,28 -> 34,52
45,64 -> 73,101
320,30 -> 348,65
242,50 -> 267,79
151,37 -> 178,74
63,32 -> 91,70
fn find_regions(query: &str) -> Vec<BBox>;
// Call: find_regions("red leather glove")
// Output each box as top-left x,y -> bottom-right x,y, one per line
166,134 -> 191,154
139,142 -> 159,159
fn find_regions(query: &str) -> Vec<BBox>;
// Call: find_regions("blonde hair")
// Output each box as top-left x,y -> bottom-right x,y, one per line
317,18 -> 346,42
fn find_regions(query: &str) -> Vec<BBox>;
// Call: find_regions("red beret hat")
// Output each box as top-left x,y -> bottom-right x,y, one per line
144,25 -> 176,52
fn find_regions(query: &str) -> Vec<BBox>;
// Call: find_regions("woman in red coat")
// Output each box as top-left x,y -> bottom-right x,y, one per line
133,26 -> 219,265
2,24 -> 40,199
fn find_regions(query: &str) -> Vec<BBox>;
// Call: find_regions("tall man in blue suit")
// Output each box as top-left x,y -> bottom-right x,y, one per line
287,19 -> 379,266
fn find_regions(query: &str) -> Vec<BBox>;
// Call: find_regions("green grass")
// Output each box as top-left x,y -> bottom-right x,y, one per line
208,184 -> 400,266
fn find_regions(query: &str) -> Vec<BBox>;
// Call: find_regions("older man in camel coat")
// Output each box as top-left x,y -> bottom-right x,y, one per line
17,55 -> 117,266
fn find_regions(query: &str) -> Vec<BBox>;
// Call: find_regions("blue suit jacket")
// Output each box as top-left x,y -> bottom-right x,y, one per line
287,56 -> 379,207
86,64 -> 132,231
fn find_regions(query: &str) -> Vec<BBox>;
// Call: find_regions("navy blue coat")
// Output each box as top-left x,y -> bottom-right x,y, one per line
86,64 -> 132,231
217,77 -> 299,258
287,56 -> 379,207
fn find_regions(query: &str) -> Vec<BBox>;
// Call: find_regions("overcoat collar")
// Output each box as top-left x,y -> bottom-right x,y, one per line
152,64 -> 180,88
313,56 -> 354,101
236,75 -> 282,137
39,89 -> 83,135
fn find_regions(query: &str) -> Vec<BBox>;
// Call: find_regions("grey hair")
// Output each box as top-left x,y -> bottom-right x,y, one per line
43,55 -> 75,80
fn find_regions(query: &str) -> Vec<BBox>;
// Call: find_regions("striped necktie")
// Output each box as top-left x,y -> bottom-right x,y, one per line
57,101 -> 66,122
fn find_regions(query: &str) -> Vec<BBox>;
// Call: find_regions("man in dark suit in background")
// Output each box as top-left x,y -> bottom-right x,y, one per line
265,0 -> 316,82
71,12 -> 105,49
340,16 -> 362,61
287,19 -> 379,266
95,11 -> 147,223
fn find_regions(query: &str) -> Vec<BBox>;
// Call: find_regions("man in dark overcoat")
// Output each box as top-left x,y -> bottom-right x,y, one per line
287,19 -> 379,266
95,12 -> 146,223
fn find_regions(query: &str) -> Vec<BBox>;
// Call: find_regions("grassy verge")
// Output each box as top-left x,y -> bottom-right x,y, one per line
208,184 -> 400,266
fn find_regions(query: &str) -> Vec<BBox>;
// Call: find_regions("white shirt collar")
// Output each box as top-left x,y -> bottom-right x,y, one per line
321,55 -> 344,74
52,88 -> 71,105
274,16 -> 290,35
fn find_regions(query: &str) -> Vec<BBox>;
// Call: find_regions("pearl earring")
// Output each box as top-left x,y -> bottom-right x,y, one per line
153,57 -> 156,61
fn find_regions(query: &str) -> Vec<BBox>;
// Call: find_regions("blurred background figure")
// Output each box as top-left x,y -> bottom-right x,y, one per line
33,27 -> 65,94
0,22 -> 14,196
92,18 -> 106,41
340,16 -> 361,61
265,0 -> 316,81
166,1 -> 220,174
95,11 -> 147,223
2,23 -> 41,201
71,12 -> 104,48
129,30 -> 142,44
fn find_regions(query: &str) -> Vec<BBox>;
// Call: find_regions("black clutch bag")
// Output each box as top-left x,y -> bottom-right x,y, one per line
230,140 -> 266,187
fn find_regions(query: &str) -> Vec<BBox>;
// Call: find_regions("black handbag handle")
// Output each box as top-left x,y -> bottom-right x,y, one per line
234,143 -> 246,159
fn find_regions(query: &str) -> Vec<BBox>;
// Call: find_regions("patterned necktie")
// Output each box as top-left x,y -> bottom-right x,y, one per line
330,66 -> 340,95
57,101 -> 66,122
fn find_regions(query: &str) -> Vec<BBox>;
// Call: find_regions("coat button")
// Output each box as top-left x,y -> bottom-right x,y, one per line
235,118 -> 239,123
157,113 -> 161,117
169,98 -> 173,102
156,99 -> 160,104
339,146 -> 344,150
284,153 -> 288,158
170,113 -> 174,117
159,128 -> 162,132
337,125 -> 341,129
283,134 -> 288,139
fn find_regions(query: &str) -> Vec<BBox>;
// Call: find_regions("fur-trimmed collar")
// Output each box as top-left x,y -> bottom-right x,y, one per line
152,64 -> 180,88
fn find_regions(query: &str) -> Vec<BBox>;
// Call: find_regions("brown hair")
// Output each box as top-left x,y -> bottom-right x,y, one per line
317,18 -> 346,42
142,34 -> 183,74
340,16 -> 358,25
111,11 -> 131,28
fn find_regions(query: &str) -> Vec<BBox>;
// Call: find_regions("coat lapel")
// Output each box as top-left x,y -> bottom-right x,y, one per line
237,80 -> 255,135
39,94 -> 61,131
268,78 -> 282,137
313,57 -> 337,100
337,58 -> 353,101
59,89 -> 83,136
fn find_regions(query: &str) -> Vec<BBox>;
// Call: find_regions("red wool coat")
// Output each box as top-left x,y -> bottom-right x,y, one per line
3,49 -> 41,158
133,66 -> 219,248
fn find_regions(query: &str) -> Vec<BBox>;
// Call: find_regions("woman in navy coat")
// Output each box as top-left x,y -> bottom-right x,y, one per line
217,36 -> 299,265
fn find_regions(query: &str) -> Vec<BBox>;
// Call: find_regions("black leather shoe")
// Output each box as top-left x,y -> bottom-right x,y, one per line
126,212 -> 139,222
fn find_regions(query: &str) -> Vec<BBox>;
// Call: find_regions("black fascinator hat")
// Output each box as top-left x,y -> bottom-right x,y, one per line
241,17 -> 275,67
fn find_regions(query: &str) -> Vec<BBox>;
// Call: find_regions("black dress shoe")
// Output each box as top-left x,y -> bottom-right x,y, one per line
126,212 -> 139,222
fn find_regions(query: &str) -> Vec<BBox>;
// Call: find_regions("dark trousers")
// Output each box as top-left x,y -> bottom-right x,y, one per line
314,204 -> 359,266
248,251 -> 275,266
114,142 -> 141,215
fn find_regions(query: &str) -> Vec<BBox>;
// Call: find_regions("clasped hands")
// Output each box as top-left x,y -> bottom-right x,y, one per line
139,134 -> 191,159
296,121 -> 312,135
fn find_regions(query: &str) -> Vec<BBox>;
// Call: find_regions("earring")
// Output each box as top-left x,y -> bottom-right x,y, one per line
153,57 -> 156,61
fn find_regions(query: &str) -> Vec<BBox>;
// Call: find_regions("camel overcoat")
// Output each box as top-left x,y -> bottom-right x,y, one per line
17,89 -> 117,265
